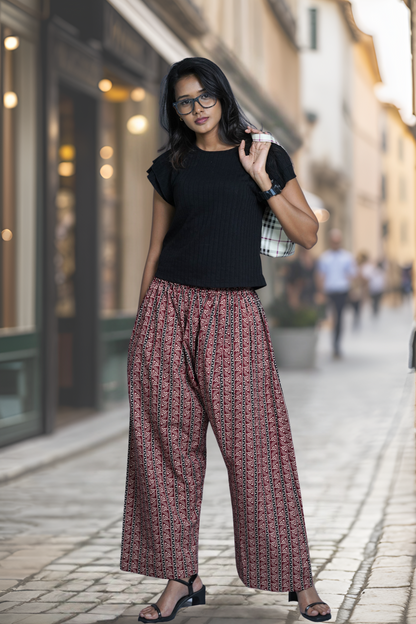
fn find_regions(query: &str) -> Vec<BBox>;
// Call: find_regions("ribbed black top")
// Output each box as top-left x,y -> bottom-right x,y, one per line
147,142 -> 296,290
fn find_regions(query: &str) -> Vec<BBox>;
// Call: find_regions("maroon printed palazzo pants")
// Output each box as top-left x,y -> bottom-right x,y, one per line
120,277 -> 313,593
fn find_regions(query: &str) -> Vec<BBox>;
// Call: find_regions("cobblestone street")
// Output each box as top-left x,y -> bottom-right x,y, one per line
0,301 -> 415,624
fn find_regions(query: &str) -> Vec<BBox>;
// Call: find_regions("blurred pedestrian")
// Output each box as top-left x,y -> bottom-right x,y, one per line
348,251 -> 369,329
363,260 -> 386,317
120,57 -> 331,623
317,229 -> 356,358
285,246 -> 320,309
401,263 -> 413,299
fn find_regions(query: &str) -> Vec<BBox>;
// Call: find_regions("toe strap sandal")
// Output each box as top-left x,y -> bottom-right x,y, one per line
138,573 -> 206,622
288,591 -> 331,622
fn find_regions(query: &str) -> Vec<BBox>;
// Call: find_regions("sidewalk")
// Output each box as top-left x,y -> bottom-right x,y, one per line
0,404 -> 129,485
0,301 -> 414,624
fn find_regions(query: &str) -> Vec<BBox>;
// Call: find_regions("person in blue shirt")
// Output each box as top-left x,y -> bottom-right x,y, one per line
317,229 -> 356,358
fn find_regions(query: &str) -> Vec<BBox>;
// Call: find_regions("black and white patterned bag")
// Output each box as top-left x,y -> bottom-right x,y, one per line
252,133 -> 296,258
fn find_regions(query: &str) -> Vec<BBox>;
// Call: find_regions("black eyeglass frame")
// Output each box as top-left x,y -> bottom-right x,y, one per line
172,93 -> 218,115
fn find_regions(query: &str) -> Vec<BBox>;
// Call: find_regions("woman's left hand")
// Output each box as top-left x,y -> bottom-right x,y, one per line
239,128 -> 319,249
238,127 -> 272,191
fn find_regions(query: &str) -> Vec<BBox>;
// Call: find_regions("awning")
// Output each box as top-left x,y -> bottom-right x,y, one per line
108,0 -> 190,65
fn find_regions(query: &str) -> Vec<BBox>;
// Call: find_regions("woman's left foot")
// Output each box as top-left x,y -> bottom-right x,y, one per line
296,586 -> 331,619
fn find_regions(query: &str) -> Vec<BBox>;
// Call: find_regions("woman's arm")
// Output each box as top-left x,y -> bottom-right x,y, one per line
138,189 -> 175,307
238,128 -> 319,249
265,178 -> 319,249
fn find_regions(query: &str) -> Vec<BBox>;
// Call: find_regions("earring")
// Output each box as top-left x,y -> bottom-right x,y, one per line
179,117 -> 183,122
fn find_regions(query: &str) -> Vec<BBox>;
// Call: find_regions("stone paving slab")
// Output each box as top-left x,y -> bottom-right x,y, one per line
0,303 -> 415,623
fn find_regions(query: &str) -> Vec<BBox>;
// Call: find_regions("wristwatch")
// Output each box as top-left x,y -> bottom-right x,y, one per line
258,179 -> 283,201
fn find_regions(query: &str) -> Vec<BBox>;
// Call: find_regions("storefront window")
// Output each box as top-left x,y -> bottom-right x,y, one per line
1,29 -> 37,333
0,22 -> 39,443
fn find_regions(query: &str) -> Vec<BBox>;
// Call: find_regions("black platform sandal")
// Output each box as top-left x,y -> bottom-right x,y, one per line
138,573 -> 206,623
288,591 -> 331,622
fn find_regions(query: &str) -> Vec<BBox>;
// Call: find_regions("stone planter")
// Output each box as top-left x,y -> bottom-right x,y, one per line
270,326 -> 318,369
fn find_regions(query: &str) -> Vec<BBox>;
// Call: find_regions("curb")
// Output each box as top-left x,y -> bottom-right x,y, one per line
0,403 -> 129,484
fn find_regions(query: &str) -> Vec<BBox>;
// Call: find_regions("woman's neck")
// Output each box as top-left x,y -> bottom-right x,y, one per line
195,128 -> 234,152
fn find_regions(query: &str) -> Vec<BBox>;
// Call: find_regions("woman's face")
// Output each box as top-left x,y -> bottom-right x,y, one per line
174,74 -> 222,136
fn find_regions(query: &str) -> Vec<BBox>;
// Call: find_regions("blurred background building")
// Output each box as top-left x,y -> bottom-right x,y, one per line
0,0 -> 415,447
381,102 -> 415,298
299,0 -> 386,262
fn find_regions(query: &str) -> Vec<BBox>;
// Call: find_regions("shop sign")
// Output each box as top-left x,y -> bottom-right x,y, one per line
103,2 -> 158,79
55,36 -> 102,92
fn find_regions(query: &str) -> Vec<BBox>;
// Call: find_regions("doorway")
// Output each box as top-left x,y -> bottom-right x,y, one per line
55,87 -> 98,411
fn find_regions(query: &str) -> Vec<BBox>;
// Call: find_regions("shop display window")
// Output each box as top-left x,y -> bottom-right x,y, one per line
0,24 -> 39,441
0,29 -> 37,333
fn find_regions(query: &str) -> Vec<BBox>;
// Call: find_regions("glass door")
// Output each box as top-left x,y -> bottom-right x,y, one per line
56,90 -> 77,407
55,86 -> 98,418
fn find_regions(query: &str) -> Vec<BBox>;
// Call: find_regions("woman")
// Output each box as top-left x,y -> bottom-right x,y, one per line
120,57 -> 331,623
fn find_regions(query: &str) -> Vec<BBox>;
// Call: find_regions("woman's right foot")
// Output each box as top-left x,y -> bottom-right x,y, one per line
138,575 -> 203,620
296,586 -> 331,619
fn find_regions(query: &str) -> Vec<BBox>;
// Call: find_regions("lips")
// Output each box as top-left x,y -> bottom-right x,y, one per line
195,117 -> 209,125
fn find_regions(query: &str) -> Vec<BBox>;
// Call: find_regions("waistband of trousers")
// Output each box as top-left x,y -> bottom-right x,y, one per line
152,277 -> 256,295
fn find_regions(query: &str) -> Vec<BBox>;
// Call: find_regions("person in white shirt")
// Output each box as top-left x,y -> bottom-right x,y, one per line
317,229 -> 356,358
362,260 -> 386,316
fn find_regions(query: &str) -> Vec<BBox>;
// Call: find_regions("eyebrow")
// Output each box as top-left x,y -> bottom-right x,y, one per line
177,88 -> 206,100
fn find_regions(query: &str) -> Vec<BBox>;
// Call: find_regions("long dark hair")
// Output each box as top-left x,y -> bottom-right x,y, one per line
160,57 -> 256,168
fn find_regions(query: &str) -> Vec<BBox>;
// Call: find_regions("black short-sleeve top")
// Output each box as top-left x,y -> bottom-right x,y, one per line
147,142 -> 296,290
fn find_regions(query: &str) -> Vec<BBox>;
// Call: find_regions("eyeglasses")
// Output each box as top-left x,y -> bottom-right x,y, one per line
173,93 -> 217,116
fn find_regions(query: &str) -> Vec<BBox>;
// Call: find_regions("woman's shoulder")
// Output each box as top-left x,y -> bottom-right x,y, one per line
146,149 -> 177,205
265,141 -> 296,186
267,141 -> 294,168
149,149 -> 173,171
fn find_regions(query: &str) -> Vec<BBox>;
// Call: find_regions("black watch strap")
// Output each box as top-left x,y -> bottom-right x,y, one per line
258,179 -> 283,200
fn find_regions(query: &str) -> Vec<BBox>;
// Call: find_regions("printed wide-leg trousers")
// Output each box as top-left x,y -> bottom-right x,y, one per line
120,277 -> 313,593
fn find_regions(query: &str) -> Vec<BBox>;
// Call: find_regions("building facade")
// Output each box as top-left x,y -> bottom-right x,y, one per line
0,0 -> 303,447
350,26 -> 383,261
381,103 -> 415,281
298,0 -> 354,254
298,0 -> 384,261
1,0 -> 170,446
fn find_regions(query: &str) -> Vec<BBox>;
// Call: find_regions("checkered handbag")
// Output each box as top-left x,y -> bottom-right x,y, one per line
252,133 -> 296,258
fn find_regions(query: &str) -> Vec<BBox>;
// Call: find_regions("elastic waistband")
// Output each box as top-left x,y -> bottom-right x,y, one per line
153,277 -> 256,295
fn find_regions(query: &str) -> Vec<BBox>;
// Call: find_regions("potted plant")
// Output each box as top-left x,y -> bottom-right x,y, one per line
264,248 -> 327,368
265,297 -> 323,369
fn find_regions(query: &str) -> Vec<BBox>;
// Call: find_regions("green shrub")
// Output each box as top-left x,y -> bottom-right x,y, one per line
265,298 -> 320,328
